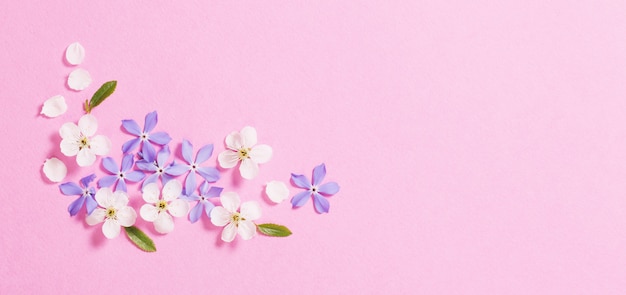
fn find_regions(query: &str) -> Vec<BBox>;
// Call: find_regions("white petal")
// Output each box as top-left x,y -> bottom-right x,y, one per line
162,179 -> 182,201
220,192 -> 240,213
140,204 -> 159,222
218,150 -> 240,169
142,183 -> 160,203
65,42 -> 85,65
154,212 -> 174,234
238,220 -> 257,240
116,207 -> 137,227
240,126 -> 257,147
95,187 -> 114,207
240,201 -> 261,221
225,131 -> 243,150
89,135 -> 111,156
239,158 -> 259,180
86,208 -> 105,225
68,68 -> 92,91
167,199 -> 189,217
249,144 -> 272,164
112,191 -> 129,208
59,122 -> 80,140
265,180 -> 289,203
102,219 -> 121,239
210,206 -> 232,226
60,139 -> 79,156
221,222 -> 237,242
78,114 -> 98,137
42,157 -> 67,182
41,95 -> 67,118
76,148 -> 96,167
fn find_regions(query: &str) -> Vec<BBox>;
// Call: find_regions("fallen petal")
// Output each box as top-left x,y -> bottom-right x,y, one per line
265,180 -> 289,203
41,95 -> 67,117
67,68 -> 92,91
65,42 -> 85,65
43,157 -> 67,182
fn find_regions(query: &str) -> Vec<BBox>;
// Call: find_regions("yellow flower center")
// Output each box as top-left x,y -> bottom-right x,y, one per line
106,207 -> 117,219
230,212 -> 245,226
237,148 -> 251,160
78,136 -> 90,150
157,200 -> 168,212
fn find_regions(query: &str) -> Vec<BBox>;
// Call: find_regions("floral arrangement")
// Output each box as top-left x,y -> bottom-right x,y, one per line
41,42 -> 340,252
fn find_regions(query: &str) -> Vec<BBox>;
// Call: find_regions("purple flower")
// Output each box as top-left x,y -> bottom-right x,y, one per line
136,145 -> 187,190
179,139 -> 220,196
291,163 -> 340,214
97,154 -> 146,192
121,111 -> 172,161
182,181 -> 223,223
59,174 -> 98,216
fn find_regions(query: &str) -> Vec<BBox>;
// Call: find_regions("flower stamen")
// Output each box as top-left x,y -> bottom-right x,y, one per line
156,200 -> 168,212
106,207 -> 117,219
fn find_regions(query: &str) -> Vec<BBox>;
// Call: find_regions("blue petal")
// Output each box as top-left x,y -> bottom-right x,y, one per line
197,167 -> 220,182
180,193 -> 200,202
142,173 -> 159,190
195,144 -> 214,164
189,202 -> 203,223
59,182 -> 82,196
85,196 -> 98,215
125,171 -> 146,182
165,163 -> 188,176
199,181 -> 209,195
291,173 -> 311,189
156,145 -> 170,167
135,159 -> 157,172
148,132 -> 172,145
318,182 -> 340,196
312,163 -> 326,187
181,139 -> 193,164
291,191 -> 312,208
122,138 -> 141,154
121,153 -> 134,172
121,119 -> 142,136
68,196 -> 85,216
203,201 -> 216,217
142,142 -> 157,165
98,175 -> 118,188
206,186 -> 223,198
79,174 -> 97,188
313,193 -> 330,214
144,111 -> 158,133
116,179 -> 128,192
161,173 -> 173,186
101,157 -> 119,174
185,172 -> 197,196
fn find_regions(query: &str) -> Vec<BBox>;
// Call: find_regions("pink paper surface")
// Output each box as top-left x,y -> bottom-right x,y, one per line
2,1 -> 626,294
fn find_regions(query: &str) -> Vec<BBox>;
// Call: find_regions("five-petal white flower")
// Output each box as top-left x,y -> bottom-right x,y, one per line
210,192 -> 262,242
59,114 -> 111,167
86,188 -> 137,239
218,126 -> 272,180
140,180 -> 189,234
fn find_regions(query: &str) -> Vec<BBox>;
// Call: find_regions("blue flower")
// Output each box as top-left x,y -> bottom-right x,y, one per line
97,154 -> 146,192
121,111 -> 172,161
291,163 -> 340,214
59,174 -> 98,216
136,145 -> 187,190
182,181 -> 223,223
179,139 -> 220,196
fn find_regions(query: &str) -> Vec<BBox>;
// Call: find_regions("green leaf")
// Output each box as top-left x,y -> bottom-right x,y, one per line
124,226 -> 156,252
256,223 -> 292,237
86,80 -> 117,113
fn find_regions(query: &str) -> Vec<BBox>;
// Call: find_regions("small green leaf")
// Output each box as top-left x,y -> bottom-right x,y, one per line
257,223 -> 292,237
124,226 -> 156,252
86,80 -> 117,113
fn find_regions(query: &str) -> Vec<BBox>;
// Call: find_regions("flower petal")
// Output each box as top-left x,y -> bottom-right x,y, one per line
197,167 -> 220,182
156,145 -> 171,166
167,199 -> 189,218
148,132 -> 171,145
291,173 -> 312,189
142,174 -> 159,190
95,187 -> 114,207
59,122 -> 80,140
65,42 -> 85,65
86,208 -> 105,225
78,114 -> 98,137
313,193 -> 330,214
181,139 -> 193,164
154,212 -> 174,234
136,159 -> 157,172
101,157 -> 119,174
59,182 -> 82,196
206,186 -> 223,198
140,204 -> 159,222
124,171 -> 145,182
265,180 -> 289,203
112,191 -> 129,208
85,196 -> 98,215
162,179 -> 182,201
120,154 -> 134,172
291,191 -> 312,208
240,126 -> 257,147
67,68 -> 92,91
312,163 -> 326,187
43,157 -> 67,182
189,202 -> 203,223
165,163 -> 188,176
225,131 -> 243,150
218,150 -> 239,169
90,135 -> 111,156
210,206 -> 231,226
68,196 -> 85,216
318,182 -> 340,196
239,158 -> 259,180
116,207 -> 137,227
97,175 -> 118,188
116,180 -> 127,192
142,142 -> 157,164
80,174 -> 97,188
76,148 -> 96,167
184,172 -> 196,196
203,201 -> 215,217
121,119 -> 142,136
144,111 -> 158,133
195,144 -> 214,164
240,201 -> 261,221
60,139 -> 79,157
221,222 -> 237,242
249,145 -> 272,164
238,220 -> 257,240
102,219 -> 121,239
121,138 -> 141,154
41,95 -> 67,118
220,192 -> 240,213
142,183 -> 160,203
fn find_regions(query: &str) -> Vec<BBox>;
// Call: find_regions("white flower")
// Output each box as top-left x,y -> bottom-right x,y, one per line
218,126 -> 272,179
210,192 -> 261,242
140,180 -> 189,234
86,188 -> 137,239
59,114 -> 111,167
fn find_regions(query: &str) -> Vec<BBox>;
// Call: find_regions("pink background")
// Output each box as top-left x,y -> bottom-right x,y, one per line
2,1 -> 626,294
